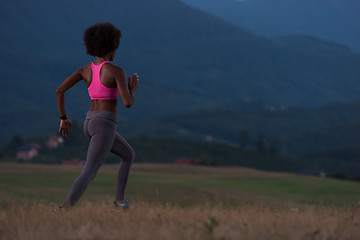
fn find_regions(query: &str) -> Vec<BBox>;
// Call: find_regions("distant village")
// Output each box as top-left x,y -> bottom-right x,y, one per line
9,133 -> 332,179
14,134 -> 217,167
15,135 -> 83,165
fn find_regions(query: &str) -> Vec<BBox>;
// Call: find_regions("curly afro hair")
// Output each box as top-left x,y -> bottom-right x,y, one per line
83,22 -> 122,57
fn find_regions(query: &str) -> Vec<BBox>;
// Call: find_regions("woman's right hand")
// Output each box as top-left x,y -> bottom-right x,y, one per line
58,119 -> 72,137
128,73 -> 139,93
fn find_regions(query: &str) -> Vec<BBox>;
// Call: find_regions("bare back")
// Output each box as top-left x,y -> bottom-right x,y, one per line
56,57 -> 137,124
81,62 -> 120,113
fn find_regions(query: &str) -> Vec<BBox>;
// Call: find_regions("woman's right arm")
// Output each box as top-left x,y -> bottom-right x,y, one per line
56,68 -> 83,136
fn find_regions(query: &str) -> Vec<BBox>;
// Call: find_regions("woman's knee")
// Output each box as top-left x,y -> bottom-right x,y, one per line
127,147 -> 135,163
112,141 -> 136,164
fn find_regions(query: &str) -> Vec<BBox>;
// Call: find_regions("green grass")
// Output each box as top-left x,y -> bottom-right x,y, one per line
0,163 -> 359,208
127,174 -> 360,206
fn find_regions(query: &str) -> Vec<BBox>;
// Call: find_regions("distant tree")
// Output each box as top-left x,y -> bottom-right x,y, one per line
331,172 -> 349,180
5,135 -> 24,151
257,134 -> 266,153
239,130 -> 250,149
200,154 -> 217,167
354,174 -> 360,182
268,139 -> 278,155
3,135 -> 24,157
140,134 -> 149,141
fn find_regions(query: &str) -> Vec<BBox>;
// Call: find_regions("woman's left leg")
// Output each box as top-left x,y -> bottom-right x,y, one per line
110,132 -> 135,201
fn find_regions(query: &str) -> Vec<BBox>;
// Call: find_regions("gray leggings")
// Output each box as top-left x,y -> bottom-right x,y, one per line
64,111 -> 135,206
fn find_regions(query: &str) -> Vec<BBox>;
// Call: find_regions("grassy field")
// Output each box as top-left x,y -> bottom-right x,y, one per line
0,163 -> 360,239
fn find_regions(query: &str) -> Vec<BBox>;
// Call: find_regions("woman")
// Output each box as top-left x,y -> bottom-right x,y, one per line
56,22 -> 139,209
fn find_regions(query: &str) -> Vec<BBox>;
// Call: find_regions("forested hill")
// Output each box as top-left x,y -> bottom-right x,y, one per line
117,100 -> 360,156
1,0 -> 360,144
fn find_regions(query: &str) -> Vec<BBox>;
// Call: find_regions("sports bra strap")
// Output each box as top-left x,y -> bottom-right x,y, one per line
88,61 -> 118,100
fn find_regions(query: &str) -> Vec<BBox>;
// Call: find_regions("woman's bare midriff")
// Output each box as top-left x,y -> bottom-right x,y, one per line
89,99 -> 117,113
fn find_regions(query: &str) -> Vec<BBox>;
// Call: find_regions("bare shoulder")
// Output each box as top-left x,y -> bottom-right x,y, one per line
77,64 -> 93,83
77,64 -> 92,76
103,62 -> 124,73
103,63 -> 125,76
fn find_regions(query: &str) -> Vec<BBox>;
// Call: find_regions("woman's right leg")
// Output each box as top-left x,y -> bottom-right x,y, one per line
63,117 -> 116,207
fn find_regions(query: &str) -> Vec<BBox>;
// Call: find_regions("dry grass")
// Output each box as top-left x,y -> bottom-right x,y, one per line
1,200 -> 360,240
1,163 -> 360,239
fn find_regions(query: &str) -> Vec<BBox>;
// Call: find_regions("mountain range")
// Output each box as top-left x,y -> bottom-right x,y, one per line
1,0 -> 360,145
181,0 -> 360,53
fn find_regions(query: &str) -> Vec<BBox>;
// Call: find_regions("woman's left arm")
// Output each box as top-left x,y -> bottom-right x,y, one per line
56,68 -> 83,137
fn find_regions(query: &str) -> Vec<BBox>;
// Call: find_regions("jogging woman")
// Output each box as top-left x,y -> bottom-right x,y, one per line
56,22 -> 138,209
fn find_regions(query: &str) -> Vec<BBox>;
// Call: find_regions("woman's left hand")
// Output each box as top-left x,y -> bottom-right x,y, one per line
59,119 -> 72,137
128,73 -> 139,93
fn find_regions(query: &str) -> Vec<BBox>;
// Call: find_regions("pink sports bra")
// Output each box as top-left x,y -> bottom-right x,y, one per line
88,61 -> 119,100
